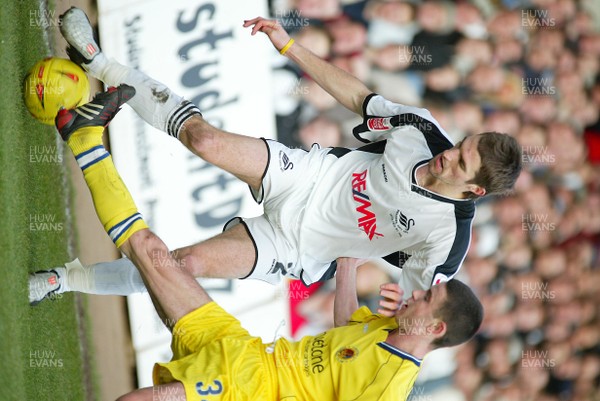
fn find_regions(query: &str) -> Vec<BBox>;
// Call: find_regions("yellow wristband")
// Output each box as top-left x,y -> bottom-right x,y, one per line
279,38 -> 295,55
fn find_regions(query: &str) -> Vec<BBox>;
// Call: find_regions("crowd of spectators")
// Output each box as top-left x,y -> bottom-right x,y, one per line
269,0 -> 600,400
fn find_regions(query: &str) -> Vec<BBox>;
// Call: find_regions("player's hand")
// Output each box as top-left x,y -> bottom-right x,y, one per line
243,17 -> 292,53
377,283 -> 404,316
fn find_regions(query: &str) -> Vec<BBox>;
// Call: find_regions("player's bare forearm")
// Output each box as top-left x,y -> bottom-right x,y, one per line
244,17 -> 371,116
285,44 -> 371,116
333,257 -> 361,327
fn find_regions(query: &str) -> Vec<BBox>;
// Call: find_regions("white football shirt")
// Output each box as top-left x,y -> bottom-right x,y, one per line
298,94 -> 475,294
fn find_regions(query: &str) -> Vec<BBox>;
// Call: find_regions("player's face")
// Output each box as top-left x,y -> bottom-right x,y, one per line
395,283 -> 448,324
428,135 -> 484,196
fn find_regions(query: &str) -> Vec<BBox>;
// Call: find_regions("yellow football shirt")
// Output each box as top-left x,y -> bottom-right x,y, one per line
273,306 -> 422,401
154,303 -> 421,400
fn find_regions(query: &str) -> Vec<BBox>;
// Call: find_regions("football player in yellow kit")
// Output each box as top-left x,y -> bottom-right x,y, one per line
54,85 -> 483,401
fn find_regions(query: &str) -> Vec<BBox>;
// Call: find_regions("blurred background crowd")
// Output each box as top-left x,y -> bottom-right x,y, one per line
267,0 -> 600,400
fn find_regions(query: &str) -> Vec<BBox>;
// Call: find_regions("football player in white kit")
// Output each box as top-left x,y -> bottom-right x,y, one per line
29,10 -> 521,304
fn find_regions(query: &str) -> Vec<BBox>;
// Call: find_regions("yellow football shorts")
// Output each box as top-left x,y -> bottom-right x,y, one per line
153,302 -> 278,401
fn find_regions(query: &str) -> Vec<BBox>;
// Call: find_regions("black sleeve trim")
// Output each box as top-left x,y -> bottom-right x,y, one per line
222,217 -> 258,280
356,140 -> 387,154
429,205 -> 474,285
383,251 -> 411,268
397,114 -> 453,156
352,93 -> 380,143
249,138 -> 271,204
352,123 -> 373,143
361,93 -> 378,117
301,260 -> 338,286
328,147 -> 352,158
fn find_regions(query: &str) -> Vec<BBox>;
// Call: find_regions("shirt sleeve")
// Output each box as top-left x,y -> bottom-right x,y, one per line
397,250 -> 448,297
339,359 -> 420,401
353,94 -> 441,143
347,306 -> 381,325
396,200 -> 473,296
397,232 -> 461,297
365,94 -> 435,121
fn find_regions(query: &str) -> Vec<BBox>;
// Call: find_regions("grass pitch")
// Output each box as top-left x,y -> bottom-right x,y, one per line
0,1 -> 93,399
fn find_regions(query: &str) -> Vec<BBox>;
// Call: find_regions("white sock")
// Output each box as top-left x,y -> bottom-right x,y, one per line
84,52 -> 110,80
59,258 -> 146,296
86,55 -> 201,139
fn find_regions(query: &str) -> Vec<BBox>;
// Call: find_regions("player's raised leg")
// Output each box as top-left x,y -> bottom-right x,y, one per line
59,7 -> 200,139
56,85 -> 145,249
28,257 -> 146,305
29,219 -> 255,302
177,117 -> 268,190
56,84 -> 213,322
28,221 -> 256,303
59,7 -> 268,191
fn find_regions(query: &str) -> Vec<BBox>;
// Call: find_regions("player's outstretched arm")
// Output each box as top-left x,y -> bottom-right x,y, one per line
244,17 -> 372,116
333,257 -> 362,327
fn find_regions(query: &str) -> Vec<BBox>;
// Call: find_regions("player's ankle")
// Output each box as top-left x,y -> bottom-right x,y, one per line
66,127 -> 105,154
86,52 -> 109,80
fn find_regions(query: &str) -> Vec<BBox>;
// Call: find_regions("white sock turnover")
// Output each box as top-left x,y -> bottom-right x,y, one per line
88,57 -> 201,139
59,258 -> 146,296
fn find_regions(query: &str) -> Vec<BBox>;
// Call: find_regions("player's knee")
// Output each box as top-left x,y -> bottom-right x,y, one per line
127,230 -> 173,269
173,246 -> 209,277
128,230 -> 160,254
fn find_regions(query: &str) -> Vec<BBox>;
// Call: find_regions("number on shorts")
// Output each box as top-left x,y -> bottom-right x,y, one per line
196,379 -> 223,397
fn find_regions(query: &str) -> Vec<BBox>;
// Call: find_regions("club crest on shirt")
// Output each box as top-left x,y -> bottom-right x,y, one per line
336,347 -> 359,363
279,150 -> 294,171
399,211 -> 415,232
390,210 -> 416,236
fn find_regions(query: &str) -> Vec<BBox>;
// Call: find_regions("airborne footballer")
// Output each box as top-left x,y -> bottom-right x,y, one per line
30,9 -> 521,304
49,83 -> 483,399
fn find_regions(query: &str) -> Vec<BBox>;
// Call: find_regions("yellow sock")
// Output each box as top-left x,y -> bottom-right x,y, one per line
67,127 -> 148,247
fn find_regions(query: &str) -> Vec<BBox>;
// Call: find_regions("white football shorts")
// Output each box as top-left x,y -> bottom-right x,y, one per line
224,139 -> 333,285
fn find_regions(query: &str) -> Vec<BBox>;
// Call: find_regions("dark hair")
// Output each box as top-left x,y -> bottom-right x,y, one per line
466,132 -> 522,199
433,280 -> 483,348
